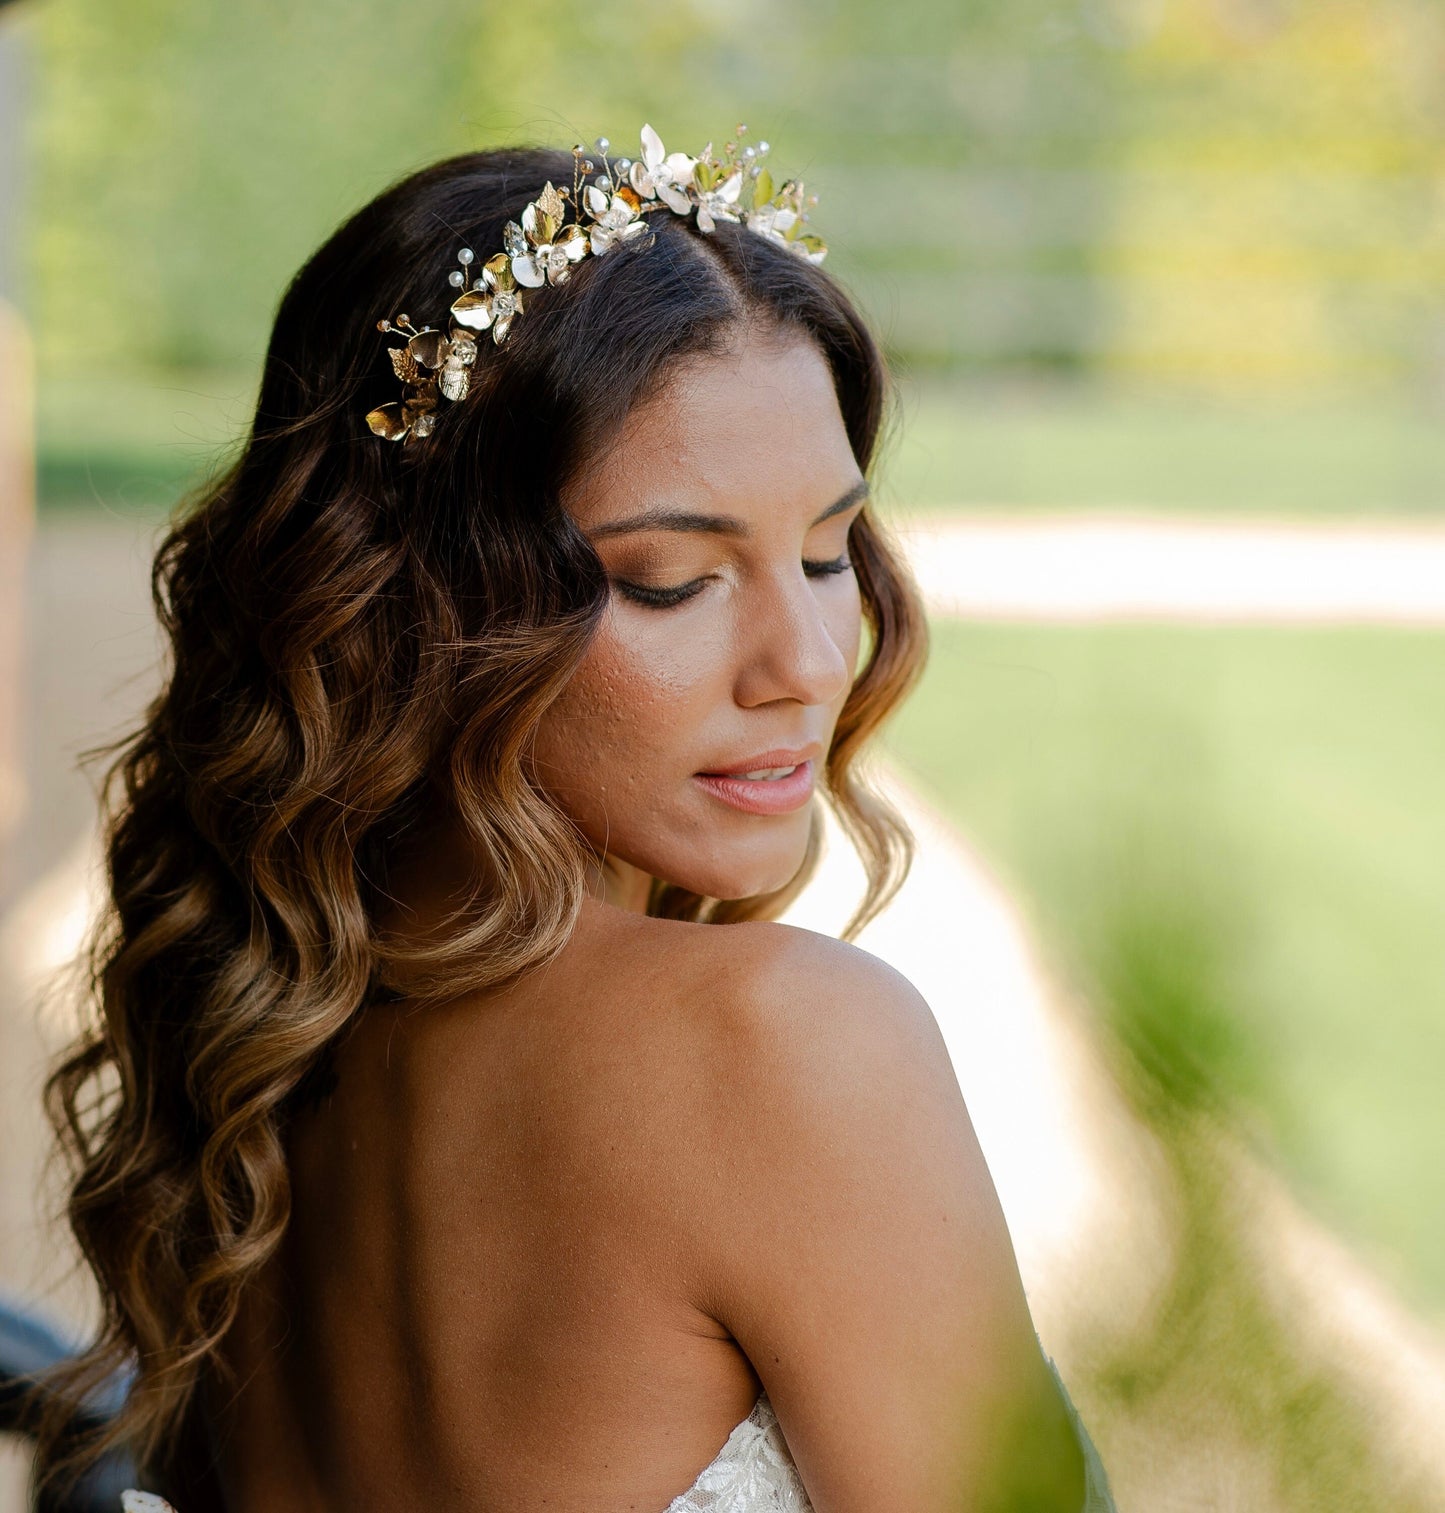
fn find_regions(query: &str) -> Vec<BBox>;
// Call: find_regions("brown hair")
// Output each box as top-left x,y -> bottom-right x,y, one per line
34,142 -> 930,1491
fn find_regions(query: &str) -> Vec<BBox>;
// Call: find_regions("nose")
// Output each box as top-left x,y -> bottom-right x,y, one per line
732,563 -> 856,710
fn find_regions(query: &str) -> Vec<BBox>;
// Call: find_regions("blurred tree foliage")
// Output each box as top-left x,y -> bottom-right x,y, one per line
17,0 -> 1445,387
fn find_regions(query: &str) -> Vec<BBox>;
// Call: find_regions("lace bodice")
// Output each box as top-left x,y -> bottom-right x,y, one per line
661,1391 -> 812,1512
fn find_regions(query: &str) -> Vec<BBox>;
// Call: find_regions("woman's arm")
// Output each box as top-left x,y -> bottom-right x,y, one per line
687,924 -> 1097,1513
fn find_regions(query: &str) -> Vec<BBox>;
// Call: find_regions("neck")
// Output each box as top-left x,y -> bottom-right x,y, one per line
582,850 -> 656,914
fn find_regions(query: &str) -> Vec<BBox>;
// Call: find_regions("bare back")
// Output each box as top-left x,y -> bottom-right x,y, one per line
206,899 -> 771,1513
193,885 -> 1089,1513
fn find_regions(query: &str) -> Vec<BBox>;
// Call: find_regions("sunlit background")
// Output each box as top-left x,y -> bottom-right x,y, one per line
0,1 -> 1442,1509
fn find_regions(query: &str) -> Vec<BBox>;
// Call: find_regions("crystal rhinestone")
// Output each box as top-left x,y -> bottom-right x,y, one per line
736,122 -> 747,134
448,270 -> 465,287
458,247 -> 475,265
596,136 -> 610,152
583,160 -> 594,172
377,319 -> 391,331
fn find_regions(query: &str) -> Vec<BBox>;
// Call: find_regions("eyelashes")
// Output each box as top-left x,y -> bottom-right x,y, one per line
613,554 -> 855,611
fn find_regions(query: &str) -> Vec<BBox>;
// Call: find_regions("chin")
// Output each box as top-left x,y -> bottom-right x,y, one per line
659,819 -> 813,902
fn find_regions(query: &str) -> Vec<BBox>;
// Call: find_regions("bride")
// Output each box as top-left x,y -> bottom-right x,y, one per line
35,125 -> 1115,1511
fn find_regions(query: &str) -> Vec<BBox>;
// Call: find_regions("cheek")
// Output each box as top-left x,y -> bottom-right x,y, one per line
535,614 -> 715,781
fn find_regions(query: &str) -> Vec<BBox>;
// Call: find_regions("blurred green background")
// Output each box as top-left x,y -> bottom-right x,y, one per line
3,0 -> 1444,1507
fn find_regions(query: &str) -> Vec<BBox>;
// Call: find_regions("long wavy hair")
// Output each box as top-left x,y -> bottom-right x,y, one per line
32,141 -> 930,1493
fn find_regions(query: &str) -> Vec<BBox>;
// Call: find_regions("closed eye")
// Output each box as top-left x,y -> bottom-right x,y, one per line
613,552 -> 855,610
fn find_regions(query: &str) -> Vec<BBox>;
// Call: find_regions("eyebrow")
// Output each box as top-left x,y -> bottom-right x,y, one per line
587,478 -> 871,542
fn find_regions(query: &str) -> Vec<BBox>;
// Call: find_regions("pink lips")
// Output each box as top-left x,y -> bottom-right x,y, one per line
692,759 -> 816,815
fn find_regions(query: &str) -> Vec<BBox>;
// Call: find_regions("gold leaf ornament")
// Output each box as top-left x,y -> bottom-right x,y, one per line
366,402 -> 409,440
406,329 -> 449,369
535,180 -> 566,233
389,346 -> 422,384
366,122 -> 827,442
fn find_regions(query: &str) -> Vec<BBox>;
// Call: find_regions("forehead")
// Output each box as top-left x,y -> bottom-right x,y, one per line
565,327 -> 860,532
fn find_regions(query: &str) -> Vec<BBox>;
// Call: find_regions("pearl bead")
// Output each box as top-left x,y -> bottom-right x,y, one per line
758,140 -> 770,154
457,247 -> 475,264
596,136 -> 610,152
448,270 -> 465,287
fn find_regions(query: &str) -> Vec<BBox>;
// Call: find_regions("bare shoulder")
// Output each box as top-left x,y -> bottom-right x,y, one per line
725,916 -> 945,1053
681,918 -> 961,1143
675,918 -> 1087,1512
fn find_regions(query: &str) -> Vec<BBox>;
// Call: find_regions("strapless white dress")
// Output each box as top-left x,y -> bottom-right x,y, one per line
661,1390 -> 809,1511
659,1351 -> 1116,1513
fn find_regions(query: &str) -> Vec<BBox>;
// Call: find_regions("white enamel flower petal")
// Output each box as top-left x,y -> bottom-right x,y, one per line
657,182 -> 692,215
640,122 -> 666,172
629,160 -> 656,198
511,253 -> 545,288
663,152 -> 697,183
589,226 -> 616,254
585,184 -> 610,217
697,204 -> 715,233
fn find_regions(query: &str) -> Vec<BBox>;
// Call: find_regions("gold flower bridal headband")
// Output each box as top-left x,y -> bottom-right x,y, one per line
366,122 -> 827,444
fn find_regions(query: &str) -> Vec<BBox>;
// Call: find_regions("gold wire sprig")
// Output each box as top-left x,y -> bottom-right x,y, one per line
366,123 -> 828,443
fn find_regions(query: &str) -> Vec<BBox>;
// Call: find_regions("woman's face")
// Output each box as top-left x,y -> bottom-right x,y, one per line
531,324 -> 868,911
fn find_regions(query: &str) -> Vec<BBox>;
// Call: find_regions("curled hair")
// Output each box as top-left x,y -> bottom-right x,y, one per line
34,143 -> 930,1491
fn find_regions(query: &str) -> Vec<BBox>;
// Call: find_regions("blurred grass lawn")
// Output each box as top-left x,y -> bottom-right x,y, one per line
880,621 -> 1445,1319
35,369 -> 1445,518
884,381 -> 1445,517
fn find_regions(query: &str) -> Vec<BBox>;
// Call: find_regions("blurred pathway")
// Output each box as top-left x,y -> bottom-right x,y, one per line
896,514 -> 1445,625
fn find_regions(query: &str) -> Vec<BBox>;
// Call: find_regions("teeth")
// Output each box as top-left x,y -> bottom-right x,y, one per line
738,765 -> 797,780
